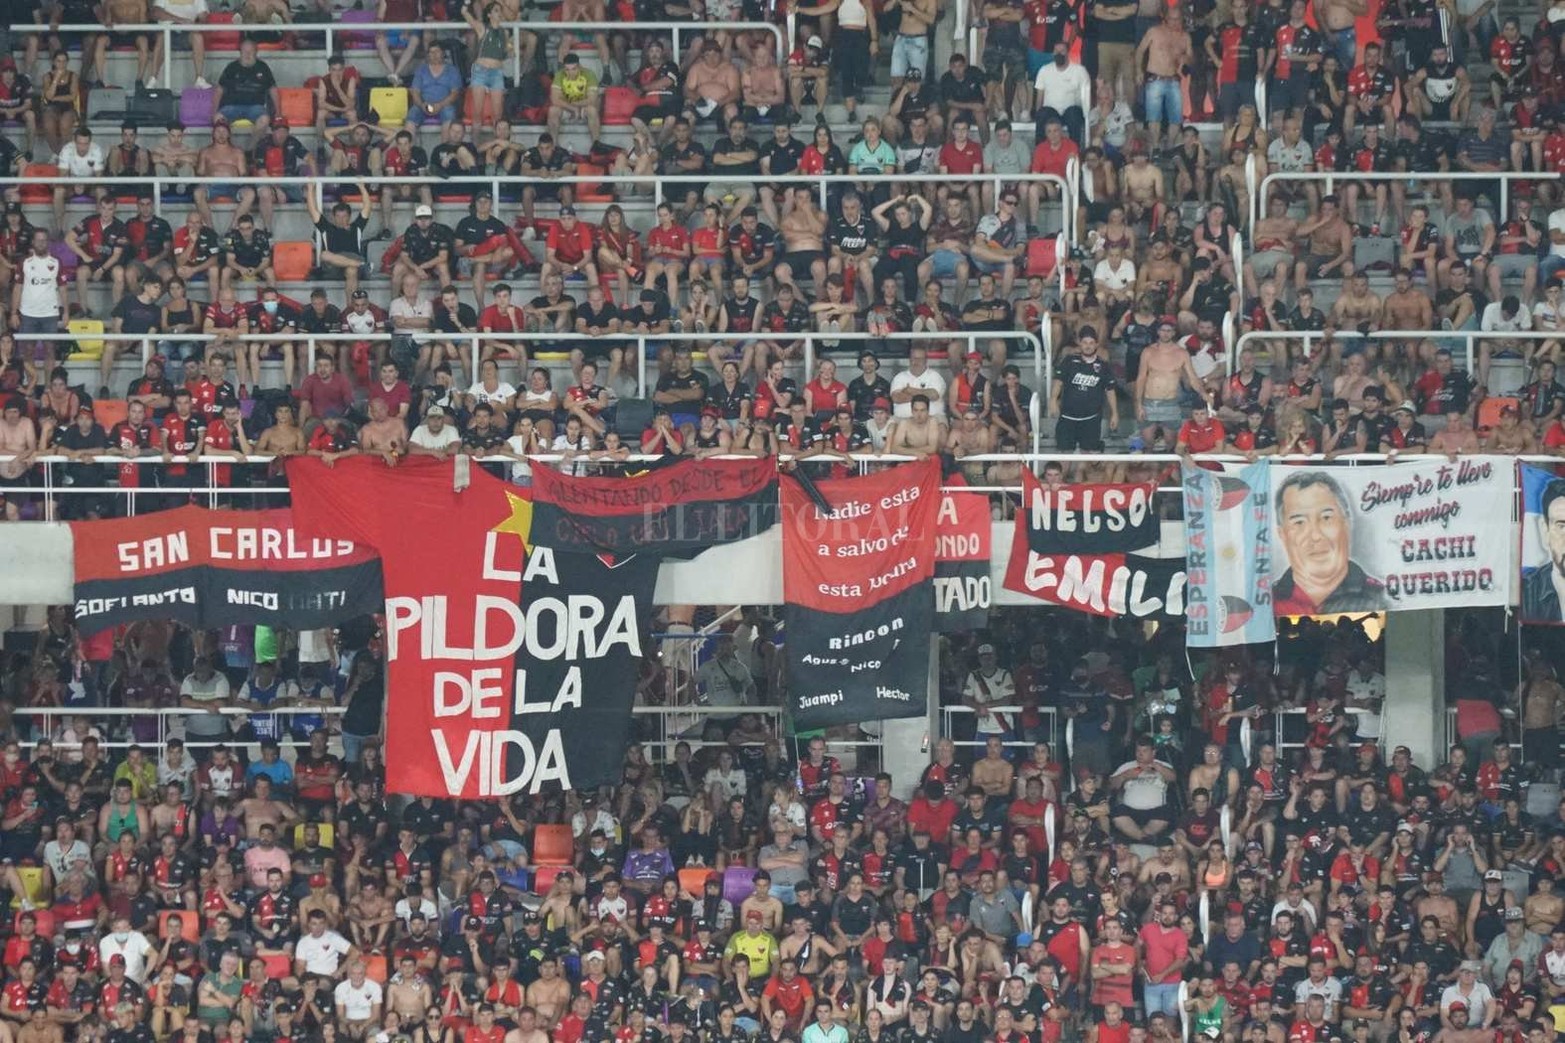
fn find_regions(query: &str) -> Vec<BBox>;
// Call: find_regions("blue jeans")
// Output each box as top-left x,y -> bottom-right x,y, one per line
1145,981 -> 1182,1017
1144,77 -> 1182,127
341,730 -> 372,765
1325,25 -> 1357,67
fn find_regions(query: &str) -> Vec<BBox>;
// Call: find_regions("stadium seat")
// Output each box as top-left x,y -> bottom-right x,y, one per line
1026,237 -> 1060,278
369,86 -> 409,126
260,953 -> 292,979
362,953 -> 387,983
678,867 -> 713,897
158,909 -> 200,942
531,823 -> 574,866
179,87 -> 215,127
203,11 -> 242,50
339,9 -> 377,48
8,868 -> 45,910
272,242 -> 315,283
19,164 -> 56,204
66,319 -> 105,360
603,87 -> 639,126
1477,397 -> 1520,431
574,163 -> 613,204
93,400 -> 128,430
277,88 -> 316,128
531,864 -> 566,894
722,865 -> 757,907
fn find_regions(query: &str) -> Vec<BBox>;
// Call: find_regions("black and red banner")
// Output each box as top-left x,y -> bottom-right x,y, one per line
1020,470 -> 1161,554
528,457 -> 778,553
286,456 -> 771,798
934,477 -> 992,631
70,505 -> 381,635
783,460 -> 941,730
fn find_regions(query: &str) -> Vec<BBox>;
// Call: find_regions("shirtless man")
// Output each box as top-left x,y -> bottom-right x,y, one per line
1430,408 -> 1481,456
151,124 -> 198,184
94,0 -> 155,87
1331,271 -> 1382,335
298,873 -> 343,929
1136,7 -> 1193,151
1248,195 -> 1299,289
1135,321 -> 1204,435
1484,405 -> 1537,454
887,0 -> 939,92
525,957 -> 571,1029
1121,150 -> 1165,228
239,776 -> 296,839
357,397 -> 407,465
1331,353 -> 1374,409
684,41 -> 743,125
774,188 -> 828,291
1137,841 -> 1194,892
1383,268 -> 1435,363
385,955 -> 432,1022
506,1009 -> 550,1043
1136,236 -> 1184,302
778,916 -> 838,976
255,402 -> 308,457
886,395 -> 946,457
1294,195 -> 1354,291
741,44 -> 788,123
946,407 -> 995,480
1317,0 -> 1368,67
195,121 -> 255,231
347,880 -> 396,953
1524,877 -> 1563,936
739,873 -> 786,932
19,1001 -> 62,1043
969,736 -> 1015,798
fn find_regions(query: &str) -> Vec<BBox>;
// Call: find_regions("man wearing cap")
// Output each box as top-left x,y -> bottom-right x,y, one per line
407,404 -> 461,460
1483,907 -> 1541,984
961,644 -> 1016,743
394,204 -> 455,289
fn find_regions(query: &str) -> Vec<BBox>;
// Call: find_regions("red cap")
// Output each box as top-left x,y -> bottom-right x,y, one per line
309,873 -> 328,887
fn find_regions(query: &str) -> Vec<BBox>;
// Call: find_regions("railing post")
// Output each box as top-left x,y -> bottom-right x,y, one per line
1245,154 -> 1259,234
163,28 -> 172,87
637,337 -> 647,396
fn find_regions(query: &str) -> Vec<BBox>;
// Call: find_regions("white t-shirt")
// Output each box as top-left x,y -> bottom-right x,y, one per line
504,434 -> 534,484
962,668 -> 1016,734
1032,61 -> 1091,114
1093,257 -> 1136,291
409,423 -> 460,450
99,931 -> 155,983
296,930 -> 352,976
1440,983 -> 1493,1026
389,296 -> 432,330
56,145 -> 104,178
19,255 -> 62,318
156,0 -> 210,18
1549,209 -> 1565,258
1113,760 -> 1172,810
889,368 -> 947,418
333,978 -> 383,1021
551,433 -> 594,475
1481,301 -> 1533,332
466,380 -> 517,407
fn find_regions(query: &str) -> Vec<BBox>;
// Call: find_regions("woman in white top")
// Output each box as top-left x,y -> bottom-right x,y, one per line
516,366 -> 561,440
767,781 -> 809,835
465,357 -> 517,416
501,414 -> 542,486
550,414 -> 596,476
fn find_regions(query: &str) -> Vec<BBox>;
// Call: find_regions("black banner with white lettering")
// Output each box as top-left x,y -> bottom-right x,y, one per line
1020,470 -> 1161,554
71,505 -> 382,635
782,461 -> 941,731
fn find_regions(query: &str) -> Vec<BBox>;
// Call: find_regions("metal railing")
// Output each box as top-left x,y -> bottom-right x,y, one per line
1230,328 -> 1564,386
12,20 -> 787,87
11,704 -> 345,750
1249,169 -> 1556,238
939,705 -> 1060,754
11,328 -> 1050,426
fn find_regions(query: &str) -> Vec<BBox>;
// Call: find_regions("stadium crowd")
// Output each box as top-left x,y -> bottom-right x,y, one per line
0,593 -> 1563,1043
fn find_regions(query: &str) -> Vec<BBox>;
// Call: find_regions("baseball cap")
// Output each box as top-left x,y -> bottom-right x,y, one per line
1485,869 -> 1504,881
414,204 -> 433,218
807,34 -> 823,47
836,405 -> 852,416
584,950 -> 605,962
746,910 -> 764,922
560,205 -> 578,217
309,873 -> 328,887
1460,960 -> 1483,972
273,117 -> 289,129
872,397 -> 891,411
1505,907 -> 1524,921
1396,821 -> 1414,834
426,406 -> 446,418
965,351 -> 982,361
1449,1002 -> 1468,1013
977,643 -> 996,655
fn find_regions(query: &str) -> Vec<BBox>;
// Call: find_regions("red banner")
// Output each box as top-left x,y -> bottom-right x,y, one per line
71,505 -> 381,634
783,460 -> 941,729
934,478 -> 992,630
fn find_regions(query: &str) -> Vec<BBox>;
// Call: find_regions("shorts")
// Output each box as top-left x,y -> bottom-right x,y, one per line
1218,82 -> 1251,120
1269,73 -> 1311,112
1249,248 -> 1294,276
780,250 -> 824,275
1027,47 -> 1049,80
1304,254 -> 1339,278
110,30 -> 147,49
201,182 -> 242,200
1494,253 -> 1534,278
410,101 -> 459,125
1144,76 -> 1183,126
1054,414 -> 1103,451
470,63 -> 506,92
892,33 -> 929,79
929,248 -> 967,279
1113,803 -> 1172,826
1426,95 -> 1454,120
218,102 -> 267,124
1143,396 -> 1184,425
983,43 -> 1026,83
972,255 -> 1013,276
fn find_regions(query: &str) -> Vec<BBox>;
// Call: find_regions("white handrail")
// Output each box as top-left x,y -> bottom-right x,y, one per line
10,20 -> 788,83
1231,327 -> 1564,385
1255,170 -> 1552,245
1245,153 -> 1260,234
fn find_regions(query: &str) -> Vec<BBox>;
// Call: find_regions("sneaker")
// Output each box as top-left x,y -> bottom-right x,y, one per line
144,75 -> 157,89
193,76 -> 211,89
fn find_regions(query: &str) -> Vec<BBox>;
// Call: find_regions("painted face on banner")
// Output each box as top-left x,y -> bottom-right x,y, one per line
1279,481 -> 1350,597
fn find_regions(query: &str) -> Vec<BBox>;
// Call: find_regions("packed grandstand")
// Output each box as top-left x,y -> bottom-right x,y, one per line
1,8 -> 1564,1043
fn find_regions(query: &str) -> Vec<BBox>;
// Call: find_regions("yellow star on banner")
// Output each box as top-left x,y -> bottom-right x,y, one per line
490,491 -> 534,557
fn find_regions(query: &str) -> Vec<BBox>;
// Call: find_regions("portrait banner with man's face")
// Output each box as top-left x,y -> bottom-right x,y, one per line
1520,464 -> 1565,624
1268,459 -> 1514,617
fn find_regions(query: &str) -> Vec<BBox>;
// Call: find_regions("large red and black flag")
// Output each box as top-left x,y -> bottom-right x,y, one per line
782,459 -> 942,730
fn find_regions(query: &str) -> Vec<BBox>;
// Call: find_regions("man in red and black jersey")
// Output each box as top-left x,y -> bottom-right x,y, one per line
249,864 -> 298,954
250,119 -> 315,232
0,204 -> 34,290
308,416 -> 358,462
107,399 -> 162,495
124,196 -> 175,297
173,212 -> 223,285
202,401 -> 252,492
158,387 -> 205,502
246,286 -> 302,388
191,354 -> 240,424
67,196 -> 131,304
1345,43 -> 1398,138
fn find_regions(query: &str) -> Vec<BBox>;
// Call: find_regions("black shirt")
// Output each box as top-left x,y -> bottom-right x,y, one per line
434,301 -> 478,333
316,214 -> 368,257
847,374 -> 891,419
1055,353 -> 1117,419
224,228 -> 272,269
761,137 -> 805,177
711,136 -> 762,177
829,217 -> 873,256
217,59 -> 276,106
297,303 -> 344,335
113,295 -> 162,335
404,222 -> 457,265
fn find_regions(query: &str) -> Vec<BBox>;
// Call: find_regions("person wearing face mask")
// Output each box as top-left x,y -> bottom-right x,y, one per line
98,914 -> 157,984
